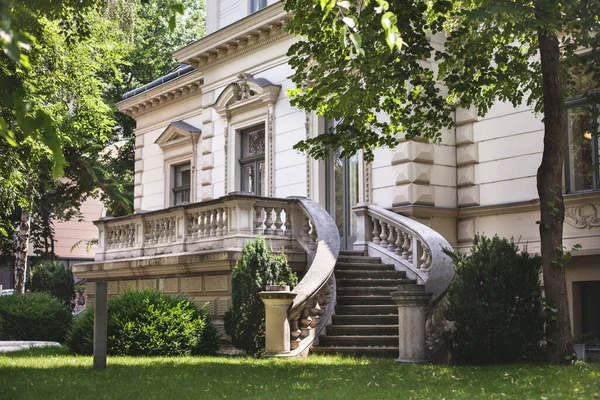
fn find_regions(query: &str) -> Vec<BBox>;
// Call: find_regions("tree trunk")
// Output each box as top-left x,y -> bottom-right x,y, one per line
537,31 -> 574,363
13,211 -> 31,294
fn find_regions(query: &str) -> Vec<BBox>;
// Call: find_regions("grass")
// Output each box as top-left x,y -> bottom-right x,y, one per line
0,347 -> 599,400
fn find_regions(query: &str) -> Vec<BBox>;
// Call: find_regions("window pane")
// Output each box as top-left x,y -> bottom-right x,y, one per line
241,126 -> 265,157
567,106 -> 594,192
242,164 -> 255,193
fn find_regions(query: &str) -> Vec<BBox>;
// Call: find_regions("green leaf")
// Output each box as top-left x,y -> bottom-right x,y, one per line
349,32 -> 362,52
0,117 -> 17,147
342,16 -> 357,29
381,11 -> 397,30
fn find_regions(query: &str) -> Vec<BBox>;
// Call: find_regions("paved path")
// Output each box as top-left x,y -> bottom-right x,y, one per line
0,341 -> 61,353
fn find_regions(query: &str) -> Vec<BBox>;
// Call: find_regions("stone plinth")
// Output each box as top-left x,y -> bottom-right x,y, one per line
259,287 -> 296,354
391,287 -> 432,363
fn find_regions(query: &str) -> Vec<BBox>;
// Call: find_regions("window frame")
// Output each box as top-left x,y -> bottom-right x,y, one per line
172,161 -> 191,206
249,0 -> 267,14
564,96 -> 600,194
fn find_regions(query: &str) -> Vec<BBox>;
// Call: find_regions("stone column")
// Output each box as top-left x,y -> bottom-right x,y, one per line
93,281 -> 108,369
259,286 -> 296,354
391,286 -> 432,363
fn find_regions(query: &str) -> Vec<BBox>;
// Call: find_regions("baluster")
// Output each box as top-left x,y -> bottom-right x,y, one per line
290,315 -> 301,350
309,299 -> 321,329
152,221 -> 159,244
264,207 -> 274,235
169,217 -> 176,241
129,224 -> 135,246
222,208 -> 228,235
387,224 -> 396,252
371,217 -> 381,245
301,217 -> 310,243
202,211 -> 210,238
284,208 -> 292,237
210,209 -> 218,236
421,247 -> 432,271
379,221 -> 389,247
273,208 -> 283,236
299,307 -> 312,339
394,227 -> 403,256
194,212 -> 203,239
401,232 -> 411,260
118,228 -> 125,248
188,213 -> 197,239
308,221 -> 317,250
253,206 -> 264,235
216,208 -> 225,236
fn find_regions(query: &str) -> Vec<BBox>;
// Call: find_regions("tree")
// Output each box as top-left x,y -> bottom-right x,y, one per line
283,0 -> 600,362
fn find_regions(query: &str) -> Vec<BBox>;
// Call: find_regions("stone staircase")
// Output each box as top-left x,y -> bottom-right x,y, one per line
311,250 -> 419,358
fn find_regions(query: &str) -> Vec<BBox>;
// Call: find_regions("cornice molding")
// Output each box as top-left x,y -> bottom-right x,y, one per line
173,3 -> 292,72
117,71 -> 204,118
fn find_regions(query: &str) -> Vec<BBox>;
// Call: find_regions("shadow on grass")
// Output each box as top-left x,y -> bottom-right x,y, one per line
1,347 -> 599,400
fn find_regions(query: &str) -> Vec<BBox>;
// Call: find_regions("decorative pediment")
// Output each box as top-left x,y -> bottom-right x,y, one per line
155,121 -> 202,150
213,73 -> 281,119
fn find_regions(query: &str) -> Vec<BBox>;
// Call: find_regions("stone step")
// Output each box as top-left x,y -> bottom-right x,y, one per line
311,346 -> 398,358
336,305 -> 398,315
336,295 -> 395,305
326,325 -> 398,336
336,270 -> 406,280
337,286 -> 398,296
319,335 -> 399,347
332,314 -> 398,325
335,262 -> 397,271
337,278 -> 416,288
336,255 -> 382,264
338,250 -> 365,256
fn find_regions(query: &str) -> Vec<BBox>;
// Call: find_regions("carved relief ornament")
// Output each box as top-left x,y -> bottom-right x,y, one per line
565,203 -> 600,229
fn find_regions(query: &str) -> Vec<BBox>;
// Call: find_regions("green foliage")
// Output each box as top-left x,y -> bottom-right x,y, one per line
224,237 -> 298,355
27,261 -> 75,306
444,235 -> 545,364
66,289 -> 219,356
0,292 -> 72,342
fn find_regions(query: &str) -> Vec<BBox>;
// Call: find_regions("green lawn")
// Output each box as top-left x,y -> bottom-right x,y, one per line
0,347 -> 598,400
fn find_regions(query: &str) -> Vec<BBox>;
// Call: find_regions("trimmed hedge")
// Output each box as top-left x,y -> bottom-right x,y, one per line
66,289 -> 220,356
28,261 -> 75,306
224,237 -> 297,355
0,292 -> 72,342
444,235 -> 545,364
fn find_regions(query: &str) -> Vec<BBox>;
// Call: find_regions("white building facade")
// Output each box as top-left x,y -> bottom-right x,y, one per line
76,0 -> 599,357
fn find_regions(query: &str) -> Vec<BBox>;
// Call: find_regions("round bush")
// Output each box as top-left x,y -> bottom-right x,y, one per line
0,292 -> 72,342
28,261 -> 75,306
66,289 -> 220,356
224,237 -> 297,355
444,235 -> 545,364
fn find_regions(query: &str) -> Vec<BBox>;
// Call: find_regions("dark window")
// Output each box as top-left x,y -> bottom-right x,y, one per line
240,125 -> 265,195
173,162 -> 191,205
249,0 -> 267,14
565,62 -> 599,193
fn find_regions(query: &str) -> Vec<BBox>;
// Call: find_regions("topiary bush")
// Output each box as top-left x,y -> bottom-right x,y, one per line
444,235 -> 545,364
224,237 -> 297,355
65,289 -> 220,356
0,292 -> 72,342
28,261 -> 75,306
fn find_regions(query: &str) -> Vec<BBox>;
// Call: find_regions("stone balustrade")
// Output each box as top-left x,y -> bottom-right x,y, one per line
353,203 -> 455,360
94,193 -> 314,261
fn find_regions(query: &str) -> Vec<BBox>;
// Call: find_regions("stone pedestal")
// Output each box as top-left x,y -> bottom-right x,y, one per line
259,287 -> 296,354
93,281 -> 108,369
391,288 -> 432,363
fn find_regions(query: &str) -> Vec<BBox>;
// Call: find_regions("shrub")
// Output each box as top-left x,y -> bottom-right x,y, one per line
444,235 -> 545,364
224,237 -> 297,355
66,289 -> 220,356
28,261 -> 75,306
0,292 -> 72,342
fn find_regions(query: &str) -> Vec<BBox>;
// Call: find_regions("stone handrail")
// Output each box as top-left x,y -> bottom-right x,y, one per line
94,193 -> 304,261
353,203 -> 455,357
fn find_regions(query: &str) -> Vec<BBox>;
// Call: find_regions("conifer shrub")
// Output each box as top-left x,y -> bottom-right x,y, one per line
0,292 -> 72,342
444,235 -> 545,364
224,237 -> 297,355
66,289 -> 220,356
28,261 -> 75,306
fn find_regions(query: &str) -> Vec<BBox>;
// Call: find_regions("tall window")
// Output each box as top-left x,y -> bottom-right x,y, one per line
565,64 -> 599,193
173,162 -> 191,205
249,0 -> 267,14
239,125 -> 265,195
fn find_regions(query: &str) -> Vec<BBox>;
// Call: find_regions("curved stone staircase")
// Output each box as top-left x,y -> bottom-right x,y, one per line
312,250 -> 421,357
